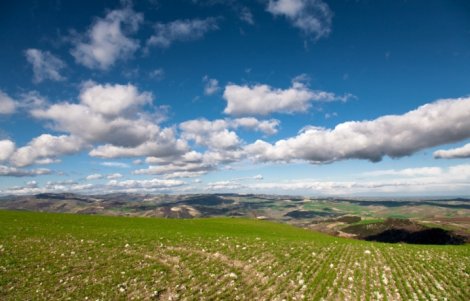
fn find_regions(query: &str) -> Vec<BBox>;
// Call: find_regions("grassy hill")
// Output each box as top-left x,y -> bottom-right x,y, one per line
0,210 -> 468,300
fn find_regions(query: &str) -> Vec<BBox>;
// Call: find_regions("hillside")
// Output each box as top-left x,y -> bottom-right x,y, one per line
0,210 -> 468,300
1,193 -> 469,244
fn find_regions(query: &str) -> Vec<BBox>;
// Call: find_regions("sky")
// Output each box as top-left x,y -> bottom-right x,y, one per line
1,0 -> 470,196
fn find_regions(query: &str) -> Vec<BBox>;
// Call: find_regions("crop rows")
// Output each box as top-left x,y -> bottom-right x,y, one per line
0,211 -> 468,300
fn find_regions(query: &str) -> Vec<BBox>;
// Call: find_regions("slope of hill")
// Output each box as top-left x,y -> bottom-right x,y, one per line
1,193 -> 469,244
0,210 -> 468,300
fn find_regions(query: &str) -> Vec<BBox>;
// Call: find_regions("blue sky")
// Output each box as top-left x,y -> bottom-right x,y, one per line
1,0 -> 470,196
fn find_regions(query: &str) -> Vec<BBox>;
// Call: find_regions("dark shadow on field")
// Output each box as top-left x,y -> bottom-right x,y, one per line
365,228 -> 467,245
284,210 -> 340,219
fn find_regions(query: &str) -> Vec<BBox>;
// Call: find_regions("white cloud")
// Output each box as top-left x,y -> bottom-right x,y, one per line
79,82 -> 152,117
223,79 -> 351,116
33,102 -> 156,147
35,158 -> 61,165
434,143 -> 470,159
135,150 -> 213,178
0,140 -> 16,161
2,182 -> 94,195
244,164 -> 470,195
18,91 -> 48,110
89,135 -> 188,158
20,82 -> 190,166
71,7 -> 143,70
135,148 -> 244,179
86,173 -> 103,180
26,180 -> 38,188
107,178 -> 184,190
191,1 -> 253,25
32,82 -> 185,159
246,97 -> 470,163
203,76 -> 220,95
147,17 -> 218,48
180,119 -> 241,150
205,180 -> 243,191
134,163 -> 211,179
149,68 -> 165,80
267,0 -> 333,40
25,49 -> 66,83
231,117 -> 280,135
100,162 -> 130,168
179,117 -> 279,151
0,90 -> 17,114
107,173 -> 122,179
0,165 -> 52,177
9,134 -> 85,167
363,167 -> 443,177
239,7 -> 254,25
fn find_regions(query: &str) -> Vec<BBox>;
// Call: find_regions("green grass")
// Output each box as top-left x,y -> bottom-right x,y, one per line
0,210 -> 469,300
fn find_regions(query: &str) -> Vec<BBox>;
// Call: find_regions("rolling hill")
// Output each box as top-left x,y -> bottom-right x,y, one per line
0,210 -> 468,300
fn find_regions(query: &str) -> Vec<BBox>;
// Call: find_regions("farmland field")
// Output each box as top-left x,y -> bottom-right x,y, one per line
0,210 -> 468,300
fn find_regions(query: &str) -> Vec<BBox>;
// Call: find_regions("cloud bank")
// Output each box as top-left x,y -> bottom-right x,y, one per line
246,97 -> 470,163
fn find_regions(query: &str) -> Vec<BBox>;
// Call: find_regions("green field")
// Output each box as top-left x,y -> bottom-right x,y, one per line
0,210 -> 469,300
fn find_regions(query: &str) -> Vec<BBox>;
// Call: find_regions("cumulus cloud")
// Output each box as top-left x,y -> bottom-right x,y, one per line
203,75 -> 220,95
231,117 -> 280,135
246,97 -> 470,163
0,165 -> 52,177
0,90 -> 17,114
0,140 -> 16,161
179,117 -> 279,152
135,148 -> 244,179
33,102 -> 156,147
223,79 -> 351,116
434,143 -> 470,159
266,0 -> 333,40
71,7 -> 143,70
80,82 -> 152,117
180,119 -> 241,150
89,135 -> 188,158
31,82 -> 185,159
135,150 -> 213,178
147,17 -> 218,48
25,49 -> 66,83
9,134 -> 85,167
